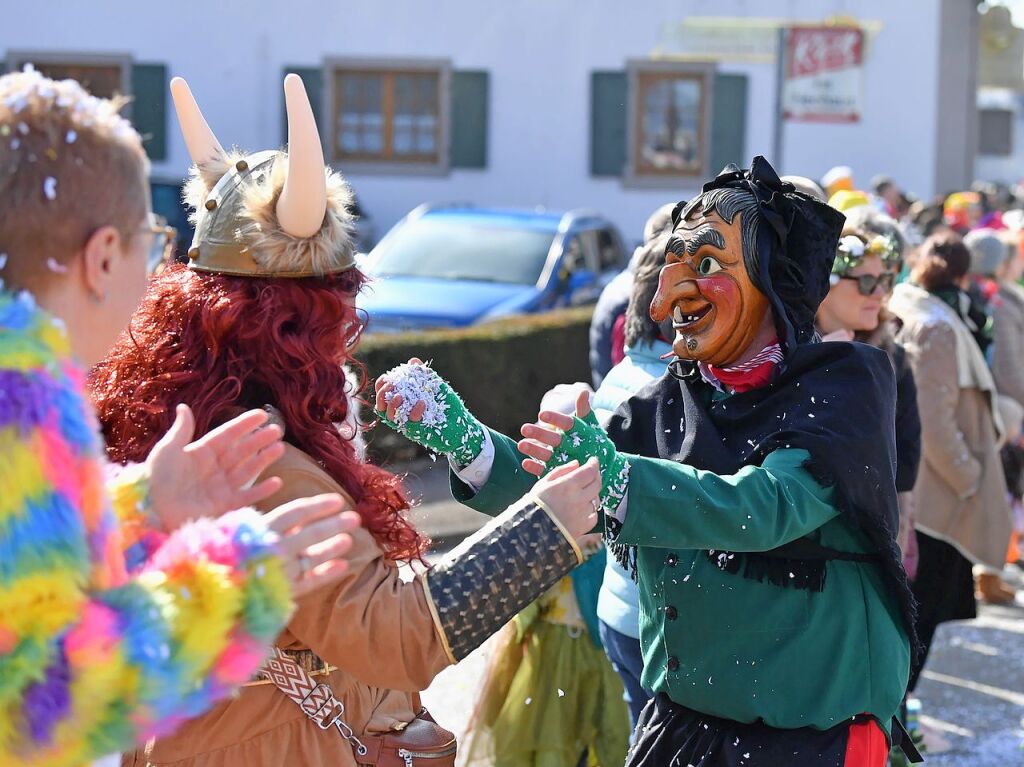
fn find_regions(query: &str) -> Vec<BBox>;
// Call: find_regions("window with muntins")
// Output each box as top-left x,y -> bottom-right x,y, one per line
329,62 -> 447,169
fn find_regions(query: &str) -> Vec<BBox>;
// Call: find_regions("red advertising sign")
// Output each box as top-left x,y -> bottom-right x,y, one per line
783,26 -> 864,123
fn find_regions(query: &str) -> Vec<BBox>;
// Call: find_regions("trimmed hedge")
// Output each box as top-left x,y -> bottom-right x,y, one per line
357,307 -> 594,463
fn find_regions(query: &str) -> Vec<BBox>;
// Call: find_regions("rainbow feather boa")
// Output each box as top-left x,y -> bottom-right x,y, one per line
0,291 -> 293,767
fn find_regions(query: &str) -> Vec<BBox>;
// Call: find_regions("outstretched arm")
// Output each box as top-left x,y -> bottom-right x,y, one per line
613,448 -> 837,551
518,393 -> 837,551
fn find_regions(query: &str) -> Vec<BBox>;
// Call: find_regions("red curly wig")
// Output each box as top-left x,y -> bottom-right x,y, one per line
89,262 -> 426,561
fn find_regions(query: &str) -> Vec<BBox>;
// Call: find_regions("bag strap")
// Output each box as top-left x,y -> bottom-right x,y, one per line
265,648 -> 370,760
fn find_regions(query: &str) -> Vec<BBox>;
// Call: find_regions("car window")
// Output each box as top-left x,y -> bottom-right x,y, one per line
563,234 -> 589,273
572,230 -> 604,273
150,181 -> 193,258
368,216 -> 556,285
595,226 -> 624,271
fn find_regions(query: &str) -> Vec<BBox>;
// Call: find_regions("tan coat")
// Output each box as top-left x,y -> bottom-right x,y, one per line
992,281 -> 1024,408
891,285 -> 1012,569
124,445 -> 452,767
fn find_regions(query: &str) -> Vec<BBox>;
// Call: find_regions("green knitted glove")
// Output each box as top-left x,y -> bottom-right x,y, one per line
376,362 -> 486,466
546,410 -> 630,510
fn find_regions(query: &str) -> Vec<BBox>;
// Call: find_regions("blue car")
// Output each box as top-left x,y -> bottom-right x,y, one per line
359,205 -> 627,332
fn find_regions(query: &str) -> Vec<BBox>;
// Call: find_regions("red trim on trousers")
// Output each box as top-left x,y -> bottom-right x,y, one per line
844,717 -> 889,766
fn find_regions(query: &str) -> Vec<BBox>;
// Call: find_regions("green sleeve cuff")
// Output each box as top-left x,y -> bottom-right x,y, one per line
448,428 -> 539,517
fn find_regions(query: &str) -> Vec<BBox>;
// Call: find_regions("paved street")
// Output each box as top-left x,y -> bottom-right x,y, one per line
397,457 -> 1024,765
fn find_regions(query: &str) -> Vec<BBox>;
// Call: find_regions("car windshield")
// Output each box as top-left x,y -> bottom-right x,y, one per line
368,216 -> 557,285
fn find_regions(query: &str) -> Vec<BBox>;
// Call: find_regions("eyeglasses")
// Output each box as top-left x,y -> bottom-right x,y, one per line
139,214 -> 178,275
839,271 -> 896,296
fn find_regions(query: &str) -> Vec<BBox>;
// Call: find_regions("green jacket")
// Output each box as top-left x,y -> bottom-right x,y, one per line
450,429 -> 910,734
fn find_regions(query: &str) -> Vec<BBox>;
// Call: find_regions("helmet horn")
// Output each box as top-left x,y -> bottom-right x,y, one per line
276,73 -> 328,238
169,77 -> 224,166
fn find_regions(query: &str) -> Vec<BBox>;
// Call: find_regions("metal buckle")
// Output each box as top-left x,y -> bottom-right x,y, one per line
301,683 -> 343,728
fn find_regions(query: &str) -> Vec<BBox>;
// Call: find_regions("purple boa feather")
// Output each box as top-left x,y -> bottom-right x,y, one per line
23,644 -> 71,744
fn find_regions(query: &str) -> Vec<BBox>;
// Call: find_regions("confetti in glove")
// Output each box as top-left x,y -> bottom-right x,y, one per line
547,410 -> 630,511
377,362 -> 486,465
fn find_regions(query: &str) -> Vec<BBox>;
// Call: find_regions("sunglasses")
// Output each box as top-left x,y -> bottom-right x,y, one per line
139,214 -> 178,275
838,271 -> 896,296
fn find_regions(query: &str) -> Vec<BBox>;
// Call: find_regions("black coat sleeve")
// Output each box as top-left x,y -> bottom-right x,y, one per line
892,343 -> 922,493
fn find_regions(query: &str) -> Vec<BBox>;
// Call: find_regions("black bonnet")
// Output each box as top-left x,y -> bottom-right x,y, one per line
672,156 -> 846,353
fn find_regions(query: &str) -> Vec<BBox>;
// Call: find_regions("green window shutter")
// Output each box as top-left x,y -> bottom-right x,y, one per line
450,70 -> 488,169
282,66 -> 324,149
590,71 -> 627,177
709,73 -> 748,176
131,63 -> 167,161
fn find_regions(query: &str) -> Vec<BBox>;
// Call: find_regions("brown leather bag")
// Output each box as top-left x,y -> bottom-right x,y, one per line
357,708 -> 457,767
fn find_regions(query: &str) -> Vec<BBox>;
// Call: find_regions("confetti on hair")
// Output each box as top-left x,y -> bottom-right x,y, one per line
0,253 -> 6,271
65,129 -> 77,144
46,257 -> 68,274
11,138 -> 20,150
17,122 -> 29,135
43,177 -> 57,201
45,147 -> 57,161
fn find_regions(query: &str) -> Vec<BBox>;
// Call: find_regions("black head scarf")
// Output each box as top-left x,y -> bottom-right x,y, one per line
672,156 -> 846,355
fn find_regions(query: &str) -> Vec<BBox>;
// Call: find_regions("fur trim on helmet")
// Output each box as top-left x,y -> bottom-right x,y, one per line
182,150 -> 356,277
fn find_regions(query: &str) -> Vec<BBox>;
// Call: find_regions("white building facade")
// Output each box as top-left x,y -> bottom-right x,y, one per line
1,0 -> 980,244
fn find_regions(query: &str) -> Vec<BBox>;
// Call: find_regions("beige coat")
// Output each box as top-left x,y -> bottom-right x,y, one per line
992,281 -> 1024,409
890,284 -> 1012,569
124,445 -> 452,767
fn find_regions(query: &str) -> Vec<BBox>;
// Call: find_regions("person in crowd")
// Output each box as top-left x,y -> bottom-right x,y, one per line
943,191 -> 982,235
91,75 -> 601,767
816,219 -> 921,578
969,228 -> 1024,603
588,204 -> 674,388
827,188 -> 871,214
872,175 -> 903,220
992,227 -> 1024,580
380,158 -> 919,766
592,232 -> 673,733
888,234 -> 1013,699
821,164 -> 854,199
781,175 -> 827,202
0,68 -> 363,767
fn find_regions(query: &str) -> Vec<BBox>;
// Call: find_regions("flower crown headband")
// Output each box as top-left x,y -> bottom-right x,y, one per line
832,232 -> 902,277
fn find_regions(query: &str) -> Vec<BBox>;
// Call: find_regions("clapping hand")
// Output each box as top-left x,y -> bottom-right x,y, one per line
518,390 -> 629,511
263,495 -> 361,598
146,405 -> 286,532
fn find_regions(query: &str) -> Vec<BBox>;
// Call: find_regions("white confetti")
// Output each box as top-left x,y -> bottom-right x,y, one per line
17,122 -> 29,135
46,257 -> 67,273
0,253 -> 6,270
65,129 -> 77,144
43,176 -> 57,201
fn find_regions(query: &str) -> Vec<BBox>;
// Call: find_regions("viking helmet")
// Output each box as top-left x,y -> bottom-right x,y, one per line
171,74 -> 355,278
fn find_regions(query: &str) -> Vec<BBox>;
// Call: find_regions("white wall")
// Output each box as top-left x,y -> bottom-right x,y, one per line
1,0 -> 958,241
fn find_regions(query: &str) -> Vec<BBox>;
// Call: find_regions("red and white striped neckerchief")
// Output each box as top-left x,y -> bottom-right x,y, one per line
699,341 -> 784,393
